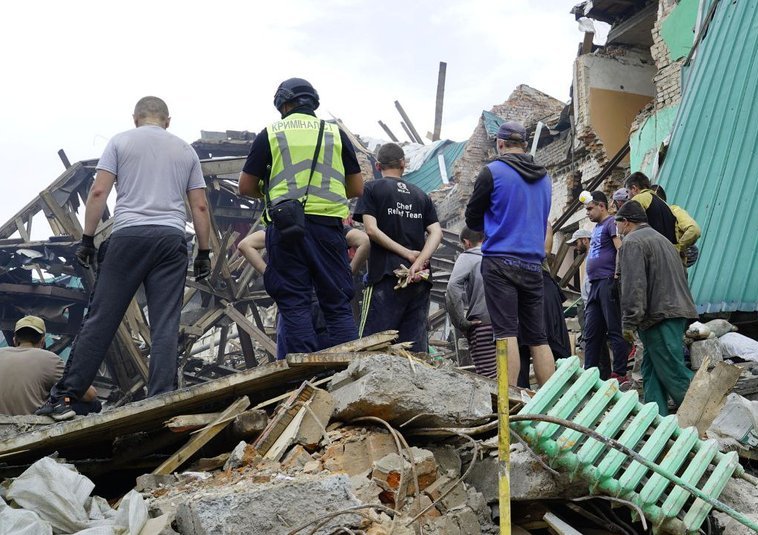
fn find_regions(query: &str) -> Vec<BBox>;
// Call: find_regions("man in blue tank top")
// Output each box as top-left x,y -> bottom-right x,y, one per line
465,121 -> 554,387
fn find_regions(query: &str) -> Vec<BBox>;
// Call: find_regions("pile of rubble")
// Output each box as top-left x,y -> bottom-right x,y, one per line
3,351 -> 758,534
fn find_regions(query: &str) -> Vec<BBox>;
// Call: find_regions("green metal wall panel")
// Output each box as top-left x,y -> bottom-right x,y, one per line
657,0 -> 758,313
403,140 -> 467,193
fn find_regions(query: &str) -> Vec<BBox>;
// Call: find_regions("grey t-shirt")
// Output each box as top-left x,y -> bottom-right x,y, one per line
97,125 -> 206,232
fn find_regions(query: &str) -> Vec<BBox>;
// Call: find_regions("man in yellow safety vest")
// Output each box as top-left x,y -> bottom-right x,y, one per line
238,78 -> 364,356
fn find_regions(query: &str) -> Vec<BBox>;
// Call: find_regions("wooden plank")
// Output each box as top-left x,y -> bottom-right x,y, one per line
251,377 -> 332,410
432,61 -> 447,141
318,330 -> 398,353
223,302 -> 277,356
0,163 -> 83,239
153,396 -> 249,475
200,158 -> 245,177
394,100 -> 424,145
0,359 -> 306,461
543,512 -> 583,535
252,383 -> 314,459
377,120 -> 399,143
39,190 -> 82,238
14,217 -> 30,242
677,359 -> 742,435
559,252 -> 586,288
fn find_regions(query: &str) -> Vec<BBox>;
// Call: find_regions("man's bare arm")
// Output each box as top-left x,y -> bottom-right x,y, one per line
83,170 -> 116,235
187,188 -> 211,250
239,171 -> 263,198
345,172 -> 364,198
346,228 -> 370,274
237,230 -> 267,275
362,214 -> 418,263
408,222 -> 443,279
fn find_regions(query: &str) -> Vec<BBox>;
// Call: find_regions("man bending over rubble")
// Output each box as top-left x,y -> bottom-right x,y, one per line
465,121 -> 555,387
615,201 -> 697,415
37,96 -> 211,421
354,143 -> 442,352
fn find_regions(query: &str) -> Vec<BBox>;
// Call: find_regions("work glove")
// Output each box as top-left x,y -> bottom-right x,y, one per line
623,329 -> 636,344
194,249 -> 211,281
75,234 -> 97,269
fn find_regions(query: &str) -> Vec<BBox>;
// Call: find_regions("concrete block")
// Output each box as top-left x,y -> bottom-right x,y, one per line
329,355 -> 492,427
175,474 -> 362,535
464,446 -> 580,503
427,445 -> 462,478
690,337 -> 724,370
135,473 -> 178,493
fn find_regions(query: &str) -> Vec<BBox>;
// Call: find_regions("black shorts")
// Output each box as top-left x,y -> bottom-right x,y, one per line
481,256 -> 547,345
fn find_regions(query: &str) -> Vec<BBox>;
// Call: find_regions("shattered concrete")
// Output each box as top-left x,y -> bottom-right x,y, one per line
175,474 -> 363,535
464,443 -> 581,503
329,354 -> 492,427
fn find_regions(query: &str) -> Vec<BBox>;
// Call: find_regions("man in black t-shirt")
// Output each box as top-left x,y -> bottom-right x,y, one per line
353,143 -> 442,352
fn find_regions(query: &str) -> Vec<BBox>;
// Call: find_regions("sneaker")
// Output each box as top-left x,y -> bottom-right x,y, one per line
35,397 -> 76,421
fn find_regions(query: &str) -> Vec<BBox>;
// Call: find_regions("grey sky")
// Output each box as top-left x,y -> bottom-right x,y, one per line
0,0 -> 606,229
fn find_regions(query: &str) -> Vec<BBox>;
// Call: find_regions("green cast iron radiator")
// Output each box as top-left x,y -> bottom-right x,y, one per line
511,356 -> 748,534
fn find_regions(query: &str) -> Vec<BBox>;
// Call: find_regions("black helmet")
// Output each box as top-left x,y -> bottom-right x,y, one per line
273,78 -> 320,111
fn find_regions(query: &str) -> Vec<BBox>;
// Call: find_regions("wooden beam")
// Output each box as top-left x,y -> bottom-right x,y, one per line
395,100 -> 424,145
153,396 -> 249,475
200,158 -> 246,177
0,360 -> 307,462
400,121 -> 416,144
432,61 -> 447,141
377,121 -> 399,142
39,190 -> 82,238
559,252 -> 586,288
318,330 -> 398,353
223,302 -> 277,357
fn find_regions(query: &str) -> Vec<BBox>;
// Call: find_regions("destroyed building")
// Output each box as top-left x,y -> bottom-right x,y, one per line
2,1 -> 758,533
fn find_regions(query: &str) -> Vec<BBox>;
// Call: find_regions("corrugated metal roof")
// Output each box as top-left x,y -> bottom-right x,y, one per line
656,0 -> 758,313
482,110 -> 505,139
403,140 -> 467,193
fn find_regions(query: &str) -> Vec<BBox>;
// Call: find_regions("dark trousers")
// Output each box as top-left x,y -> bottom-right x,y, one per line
52,226 -> 187,401
360,276 -> 431,353
584,277 -> 630,377
265,216 -> 357,355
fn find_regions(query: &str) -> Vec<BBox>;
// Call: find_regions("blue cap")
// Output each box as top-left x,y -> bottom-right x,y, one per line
497,121 -> 527,142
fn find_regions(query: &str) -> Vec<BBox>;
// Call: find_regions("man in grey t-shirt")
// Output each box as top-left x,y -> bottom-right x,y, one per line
37,96 -> 211,421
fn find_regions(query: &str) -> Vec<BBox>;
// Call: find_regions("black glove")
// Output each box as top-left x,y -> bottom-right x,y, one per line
685,245 -> 699,267
194,249 -> 211,281
75,234 -> 97,269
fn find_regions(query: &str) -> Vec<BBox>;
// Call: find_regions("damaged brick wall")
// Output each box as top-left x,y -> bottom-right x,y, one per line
435,85 -> 565,229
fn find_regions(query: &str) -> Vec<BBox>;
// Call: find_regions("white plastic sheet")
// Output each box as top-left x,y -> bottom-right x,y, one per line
0,497 -> 52,535
3,457 -> 148,535
720,332 -> 758,363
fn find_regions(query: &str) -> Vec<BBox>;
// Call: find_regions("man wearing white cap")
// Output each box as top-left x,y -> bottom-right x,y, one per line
0,316 -> 100,416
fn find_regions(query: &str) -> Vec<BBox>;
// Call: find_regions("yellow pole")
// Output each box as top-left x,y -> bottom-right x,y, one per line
497,338 -> 511,534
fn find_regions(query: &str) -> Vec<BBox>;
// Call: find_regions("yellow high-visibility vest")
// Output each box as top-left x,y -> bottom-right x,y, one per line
266,113 -> 348,219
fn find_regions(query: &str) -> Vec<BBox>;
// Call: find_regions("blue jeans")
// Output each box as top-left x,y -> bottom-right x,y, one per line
265,216 -> 357,355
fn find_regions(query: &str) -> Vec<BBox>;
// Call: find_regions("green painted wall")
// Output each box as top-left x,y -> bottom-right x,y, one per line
661,0 -> 699,60
629,104 -> 679,174
630,0 -> 701,173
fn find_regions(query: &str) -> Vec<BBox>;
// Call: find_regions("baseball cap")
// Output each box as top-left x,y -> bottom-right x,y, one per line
566,228 -> 593,244
15,315 -> 46,334
612,188 -> 630,202
497,121 -> 527,142
615,200 -> 647,222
